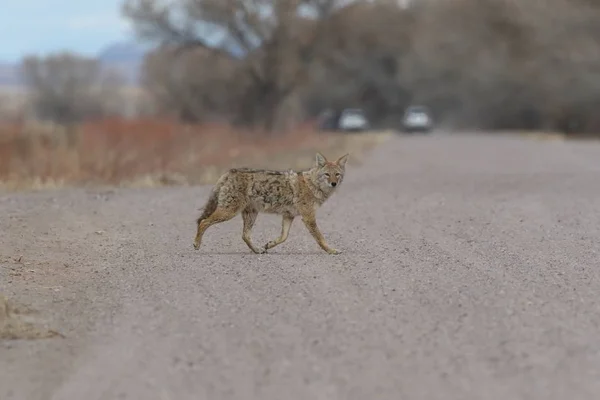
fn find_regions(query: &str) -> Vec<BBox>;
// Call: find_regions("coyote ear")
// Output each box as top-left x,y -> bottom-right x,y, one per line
315,152 -> 327,167
336,153 -> 349,168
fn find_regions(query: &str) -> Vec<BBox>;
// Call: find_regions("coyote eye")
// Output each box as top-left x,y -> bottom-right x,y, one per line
335,173 -> 340,177
324,173 -> 330,177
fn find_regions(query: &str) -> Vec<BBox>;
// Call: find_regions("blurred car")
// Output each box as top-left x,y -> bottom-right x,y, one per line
318,108 -> 371,133
402,105 -> 433,133
337,108 -> 370,132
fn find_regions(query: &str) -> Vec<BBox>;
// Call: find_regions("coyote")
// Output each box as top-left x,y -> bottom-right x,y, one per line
193,152 -> 349,255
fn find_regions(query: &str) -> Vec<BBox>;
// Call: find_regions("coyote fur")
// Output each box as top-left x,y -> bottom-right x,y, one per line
193,152 -> 349,255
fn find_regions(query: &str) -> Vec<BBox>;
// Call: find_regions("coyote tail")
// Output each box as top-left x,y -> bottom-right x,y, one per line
196,190 -> 218,224
196,174 -> 226,224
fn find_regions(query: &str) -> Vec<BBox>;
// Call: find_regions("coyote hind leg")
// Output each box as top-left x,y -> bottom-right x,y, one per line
242,207 -> 265,254
193,206 -> 239,250
264,214 -> 294,252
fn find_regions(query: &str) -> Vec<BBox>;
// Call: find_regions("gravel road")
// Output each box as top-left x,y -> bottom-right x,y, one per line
2,132 -> 600,400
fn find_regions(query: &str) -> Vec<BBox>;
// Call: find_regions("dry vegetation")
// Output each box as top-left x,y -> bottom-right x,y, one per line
0,294 -> 63,339
0,119 -> 390,190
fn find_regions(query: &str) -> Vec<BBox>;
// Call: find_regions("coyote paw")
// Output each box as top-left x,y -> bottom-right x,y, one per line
327,248 -> 342,255
254,247 -> 268,254
193,241 -> 200,250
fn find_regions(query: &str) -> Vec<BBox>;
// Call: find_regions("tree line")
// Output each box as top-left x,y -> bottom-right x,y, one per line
14,0 -> 600,135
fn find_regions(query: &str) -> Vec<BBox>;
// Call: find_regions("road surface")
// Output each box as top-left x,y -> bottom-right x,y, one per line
2,132 -> 600,400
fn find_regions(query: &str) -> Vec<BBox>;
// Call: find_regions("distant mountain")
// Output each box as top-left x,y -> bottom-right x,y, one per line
0,41 -> 150,88
98,41 -> 149,63
0,37 -> 250,89
0,62 -> 22,87
97,41 -> 149,85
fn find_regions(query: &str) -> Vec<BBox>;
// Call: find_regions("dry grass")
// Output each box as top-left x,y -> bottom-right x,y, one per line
0,294 -> 64,340
0,118 -> 391,191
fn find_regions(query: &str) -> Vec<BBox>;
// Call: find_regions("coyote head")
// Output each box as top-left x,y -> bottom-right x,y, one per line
312,152 -> 349,191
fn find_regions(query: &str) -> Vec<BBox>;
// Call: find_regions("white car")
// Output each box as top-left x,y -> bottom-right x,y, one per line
337,108 -> 370,132
402,105 -> 433,133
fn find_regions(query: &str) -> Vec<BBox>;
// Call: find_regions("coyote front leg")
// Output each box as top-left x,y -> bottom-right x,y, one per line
264,214 -> 294,252
300,211 -> 341,255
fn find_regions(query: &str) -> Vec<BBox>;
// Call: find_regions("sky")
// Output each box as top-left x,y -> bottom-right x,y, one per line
1,0 -> 134,62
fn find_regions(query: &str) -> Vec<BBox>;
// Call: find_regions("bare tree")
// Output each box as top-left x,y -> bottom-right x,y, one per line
141,44 -> 239,122
20,52 -> 125,124
399,0 -> 600,132
125,0 -> 600,134
304,1 -> 414,127
122,0 -> 357,132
